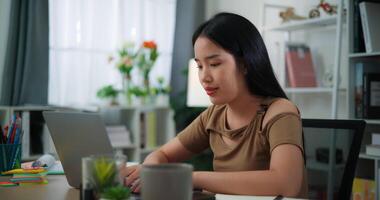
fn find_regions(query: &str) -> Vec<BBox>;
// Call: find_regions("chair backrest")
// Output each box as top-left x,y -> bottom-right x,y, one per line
302,119 -> 366,199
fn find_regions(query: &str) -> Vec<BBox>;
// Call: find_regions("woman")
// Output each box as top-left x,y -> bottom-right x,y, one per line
122,12 -> 308,198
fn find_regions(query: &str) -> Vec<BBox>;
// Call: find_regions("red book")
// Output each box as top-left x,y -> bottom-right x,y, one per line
285,44 -> 317,87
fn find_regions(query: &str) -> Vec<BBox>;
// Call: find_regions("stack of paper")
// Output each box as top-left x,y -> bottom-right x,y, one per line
10,172 -> 48,185
2,168 -> 48,185
106,125 -> 132,148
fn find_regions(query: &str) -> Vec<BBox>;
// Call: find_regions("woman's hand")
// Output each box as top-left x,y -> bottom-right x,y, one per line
120,164 -> 143,193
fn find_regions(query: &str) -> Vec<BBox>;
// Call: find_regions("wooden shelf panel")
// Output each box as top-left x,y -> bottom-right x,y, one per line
285,87 -> 333,93
359,153 -> 380,160
264,16 -> 337,32
349,52 -> 380,58
365,120 -> 380,125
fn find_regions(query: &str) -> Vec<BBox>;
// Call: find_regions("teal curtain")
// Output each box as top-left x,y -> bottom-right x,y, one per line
170,0 -> 206,132
0,0 -> 49,106
169,0 -> 213,171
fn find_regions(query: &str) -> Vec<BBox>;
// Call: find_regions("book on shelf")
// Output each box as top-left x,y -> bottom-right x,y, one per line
105,125 -> 132,148
359,1 -> 380,53
354,61 -> 380,118
363,72 -> 380,119
285,43 -> 317,88
371,133 -> 380,145
353,0 -> 367,53
366,144 -> 380,156
140,113 -> 146,148
352,178 -> 375,200
145,112 -> 157,149
139,112 -> 158,149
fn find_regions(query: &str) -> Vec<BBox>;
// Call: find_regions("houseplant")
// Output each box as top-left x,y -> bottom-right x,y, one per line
151,76 -> 171,106
96,85 -> 119,106
105,40 -> 159,106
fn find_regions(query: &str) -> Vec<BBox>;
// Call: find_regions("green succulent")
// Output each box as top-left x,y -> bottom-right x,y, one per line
92,157 -> 117,192
101,185 -> 131,200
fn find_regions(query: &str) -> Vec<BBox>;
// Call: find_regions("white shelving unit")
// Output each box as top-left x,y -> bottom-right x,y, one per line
261,1 -> 345,200
263,15 -> 338,32
261,4 -> 345,118
0,106 -> 71,160
284,87 -> 334,94
98,106 -> 175,162
0,105 -> 175,163
347,0 -> 380,199
349,52 -> 380,58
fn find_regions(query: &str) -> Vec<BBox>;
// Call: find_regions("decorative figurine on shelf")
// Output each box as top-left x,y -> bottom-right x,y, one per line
279,7 -> 307,23
309,0 -> 338,18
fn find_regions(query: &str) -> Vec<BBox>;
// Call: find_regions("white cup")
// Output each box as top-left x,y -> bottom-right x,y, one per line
140,163 -> 193,200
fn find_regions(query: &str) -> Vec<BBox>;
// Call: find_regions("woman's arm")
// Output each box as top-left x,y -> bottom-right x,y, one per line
193,144 -> 304,197
123,137 -> 195,192
144,137 -> 195,164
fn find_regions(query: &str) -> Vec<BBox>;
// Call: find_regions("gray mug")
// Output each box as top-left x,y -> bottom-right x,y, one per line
140,163 -> 193,200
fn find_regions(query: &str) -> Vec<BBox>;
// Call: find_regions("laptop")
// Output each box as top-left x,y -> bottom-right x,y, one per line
43,111 -> 114,188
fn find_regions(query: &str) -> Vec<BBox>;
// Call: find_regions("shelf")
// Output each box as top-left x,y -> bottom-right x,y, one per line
263,16 -> 337,32
141,147 -> 158,154
99,105 -> 170,112
285,87 -> 333,93
365,119 -> 380,125
349,52 -> 380,58
359,153 -> 380,160
307,159 -> 345,171
111,144 -> 136,149
351,119 -> 380,125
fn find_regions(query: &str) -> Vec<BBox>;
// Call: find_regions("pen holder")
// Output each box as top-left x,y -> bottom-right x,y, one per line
0,143 -> 22,173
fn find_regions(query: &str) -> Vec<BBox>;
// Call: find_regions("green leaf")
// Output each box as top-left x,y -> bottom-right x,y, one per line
97,85 -> 119,99
101,185 -> 131,200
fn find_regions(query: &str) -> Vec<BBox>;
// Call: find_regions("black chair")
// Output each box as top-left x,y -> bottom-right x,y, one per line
302,119 -> 366,200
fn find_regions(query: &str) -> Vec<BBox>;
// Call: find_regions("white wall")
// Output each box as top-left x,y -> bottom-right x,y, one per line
206,0 -> 263,28
0,0 -> 11,95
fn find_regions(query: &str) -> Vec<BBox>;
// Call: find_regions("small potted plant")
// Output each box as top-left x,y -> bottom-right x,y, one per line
97,85 -> 119,106
151,76 -> 171,106
101,185 -> 131,200
128,86 -> 149,106
90,156 -> 131,200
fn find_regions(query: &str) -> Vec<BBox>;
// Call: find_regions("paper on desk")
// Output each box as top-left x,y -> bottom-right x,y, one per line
215,194 -> 304,200
215,194 -> 274,200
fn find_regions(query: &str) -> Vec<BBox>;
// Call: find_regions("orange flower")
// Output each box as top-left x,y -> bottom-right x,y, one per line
143,41 -> 157,49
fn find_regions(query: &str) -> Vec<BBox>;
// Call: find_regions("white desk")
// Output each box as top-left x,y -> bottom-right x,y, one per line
0,175 -> 302,200
215,194 -> 302,200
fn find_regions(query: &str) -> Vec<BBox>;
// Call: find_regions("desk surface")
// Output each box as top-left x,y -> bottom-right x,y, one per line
0,175 -> 301,200
0,175 -> 78,200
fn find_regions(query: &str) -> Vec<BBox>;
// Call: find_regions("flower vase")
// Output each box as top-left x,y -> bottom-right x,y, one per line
155,94 -> 169,107
122,76 -> 132,107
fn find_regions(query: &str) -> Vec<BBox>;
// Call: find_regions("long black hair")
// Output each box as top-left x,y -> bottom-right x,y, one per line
192,12 -> 287,99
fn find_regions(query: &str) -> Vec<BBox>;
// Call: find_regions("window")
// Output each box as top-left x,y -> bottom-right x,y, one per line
49,0 -> 176,106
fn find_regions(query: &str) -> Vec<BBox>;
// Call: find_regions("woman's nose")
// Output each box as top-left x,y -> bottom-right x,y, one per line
199,68 -> 212,83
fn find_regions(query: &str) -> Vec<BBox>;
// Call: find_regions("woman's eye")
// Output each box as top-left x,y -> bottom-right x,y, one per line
210,63 -> 220,67
196,65 -> 203,69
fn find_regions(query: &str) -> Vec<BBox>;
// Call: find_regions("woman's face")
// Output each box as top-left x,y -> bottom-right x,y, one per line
194,36 -> 249,105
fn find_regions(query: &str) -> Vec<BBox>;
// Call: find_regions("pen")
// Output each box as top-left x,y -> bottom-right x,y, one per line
0,125 -> 7,170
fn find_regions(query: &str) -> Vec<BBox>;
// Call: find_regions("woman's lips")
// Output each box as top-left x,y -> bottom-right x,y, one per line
205,87 -> 218,96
